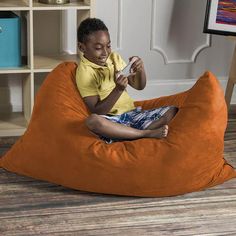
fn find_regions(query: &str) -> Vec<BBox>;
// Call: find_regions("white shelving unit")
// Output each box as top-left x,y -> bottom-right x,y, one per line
0,0 -> 94,137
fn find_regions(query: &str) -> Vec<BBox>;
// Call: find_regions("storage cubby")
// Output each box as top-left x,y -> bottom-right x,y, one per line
0,73 -> 31,136
33,10 -> 82,72
0,10 -> 29,71
0,0 -> 94,136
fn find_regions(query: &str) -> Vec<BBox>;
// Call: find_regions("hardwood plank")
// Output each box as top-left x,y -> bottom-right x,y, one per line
0,200 -> 236,235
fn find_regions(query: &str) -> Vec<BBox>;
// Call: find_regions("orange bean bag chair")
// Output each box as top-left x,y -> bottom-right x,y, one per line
0,62 -> 235,197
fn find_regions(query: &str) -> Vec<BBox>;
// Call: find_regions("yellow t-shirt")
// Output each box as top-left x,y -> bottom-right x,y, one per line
76,52 -> 135,115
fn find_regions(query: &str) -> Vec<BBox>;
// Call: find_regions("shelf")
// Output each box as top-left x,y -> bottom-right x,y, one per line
33,0 -> 90,10
0,0 -> 29,10
0,112 -> 27,137
34,54 -> 78,72
0,66 -> 31,74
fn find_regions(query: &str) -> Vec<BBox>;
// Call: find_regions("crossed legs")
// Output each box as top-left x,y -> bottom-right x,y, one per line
145,107 -> 178,130
86,107 -> 178,141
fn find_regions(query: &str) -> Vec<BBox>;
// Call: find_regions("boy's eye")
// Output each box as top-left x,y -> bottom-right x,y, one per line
95,46 -> 111,51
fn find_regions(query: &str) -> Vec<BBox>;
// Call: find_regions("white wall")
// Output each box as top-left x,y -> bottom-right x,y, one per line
96,0 -> 236,102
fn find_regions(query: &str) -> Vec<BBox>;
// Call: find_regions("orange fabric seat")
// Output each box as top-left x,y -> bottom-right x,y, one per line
0,62 -> 235,197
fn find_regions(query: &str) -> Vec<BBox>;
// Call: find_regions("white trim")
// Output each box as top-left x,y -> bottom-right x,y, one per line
150,0 -> 211,64
116,0 -> 123,50
190,35 -> 211,63
128,77 -> 236,104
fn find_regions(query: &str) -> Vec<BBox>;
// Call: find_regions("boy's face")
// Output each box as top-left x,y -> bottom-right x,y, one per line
79,30 -> 111,66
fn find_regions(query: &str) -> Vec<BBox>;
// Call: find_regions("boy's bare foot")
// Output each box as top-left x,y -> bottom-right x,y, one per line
144,125 -> 168,138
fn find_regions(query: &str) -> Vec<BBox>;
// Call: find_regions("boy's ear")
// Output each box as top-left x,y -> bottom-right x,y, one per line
78,42 -> 86,53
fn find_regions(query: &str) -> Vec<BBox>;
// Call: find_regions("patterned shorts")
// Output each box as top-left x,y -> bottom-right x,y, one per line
99,106 -> 173,143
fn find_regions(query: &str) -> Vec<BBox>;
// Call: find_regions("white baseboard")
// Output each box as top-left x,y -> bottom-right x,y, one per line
128,77 -> 236,104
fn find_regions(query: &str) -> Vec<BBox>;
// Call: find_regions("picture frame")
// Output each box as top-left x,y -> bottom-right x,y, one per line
203,0 -> 236,36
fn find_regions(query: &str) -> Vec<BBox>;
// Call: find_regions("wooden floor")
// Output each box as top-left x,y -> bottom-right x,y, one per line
0,107 -> 236,235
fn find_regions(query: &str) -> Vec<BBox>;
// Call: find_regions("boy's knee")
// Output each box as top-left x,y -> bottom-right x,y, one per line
86,114 -> 102,131
171,106 -> 178,115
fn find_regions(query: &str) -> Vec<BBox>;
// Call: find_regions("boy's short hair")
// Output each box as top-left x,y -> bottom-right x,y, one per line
77,18 -> 108,43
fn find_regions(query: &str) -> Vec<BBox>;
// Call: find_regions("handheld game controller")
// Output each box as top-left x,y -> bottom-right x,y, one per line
117,57 -> 138,77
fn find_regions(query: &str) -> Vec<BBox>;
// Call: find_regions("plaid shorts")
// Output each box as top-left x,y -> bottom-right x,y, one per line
100,106 -> 172,143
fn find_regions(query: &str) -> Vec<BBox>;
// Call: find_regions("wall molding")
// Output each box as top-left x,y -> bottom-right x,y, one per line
116,0 -> 123,50
128,77 -> 236,103
150,0 -> 211,64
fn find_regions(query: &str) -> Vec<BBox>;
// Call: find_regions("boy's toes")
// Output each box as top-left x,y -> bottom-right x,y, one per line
162,125 -> 169,137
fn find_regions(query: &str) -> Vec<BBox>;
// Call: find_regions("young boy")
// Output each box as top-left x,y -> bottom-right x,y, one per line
76,18 -> 178,143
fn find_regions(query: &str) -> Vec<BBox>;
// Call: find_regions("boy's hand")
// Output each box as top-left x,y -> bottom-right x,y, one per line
115,73 -> 128,91
127,56 -> 146,90
129,56 -> 144,74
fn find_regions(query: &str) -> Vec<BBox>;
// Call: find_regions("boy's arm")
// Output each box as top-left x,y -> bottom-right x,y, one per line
83,75 -> 128,115
127,57 -> 146,90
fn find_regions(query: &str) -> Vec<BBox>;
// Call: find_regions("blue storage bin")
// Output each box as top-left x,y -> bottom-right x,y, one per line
0,11 -> 21,68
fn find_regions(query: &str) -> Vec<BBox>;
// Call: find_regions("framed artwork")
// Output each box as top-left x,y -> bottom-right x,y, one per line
204,0 -> 236,36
